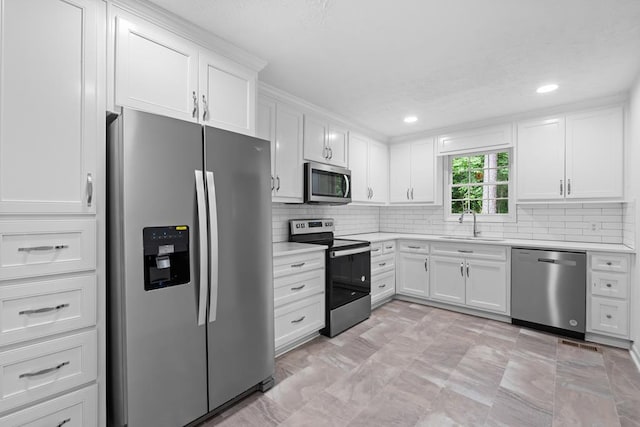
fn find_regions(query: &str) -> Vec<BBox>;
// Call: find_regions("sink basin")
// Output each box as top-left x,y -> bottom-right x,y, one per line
439,236 -> 504,242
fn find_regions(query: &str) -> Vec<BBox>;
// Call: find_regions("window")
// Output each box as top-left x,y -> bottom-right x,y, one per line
449,150 -> 511,218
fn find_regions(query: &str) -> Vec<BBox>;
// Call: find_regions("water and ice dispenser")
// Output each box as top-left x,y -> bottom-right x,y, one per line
143,226 -> 190,291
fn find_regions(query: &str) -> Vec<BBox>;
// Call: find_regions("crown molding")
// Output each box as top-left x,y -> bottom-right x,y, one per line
108,0 -> 267,72
258,82 -> 388,143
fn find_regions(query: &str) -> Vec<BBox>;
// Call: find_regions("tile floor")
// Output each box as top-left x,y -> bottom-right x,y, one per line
201,300 -> 640,426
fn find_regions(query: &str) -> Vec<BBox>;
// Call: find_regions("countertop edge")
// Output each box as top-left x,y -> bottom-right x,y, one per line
273,242 -> 328,257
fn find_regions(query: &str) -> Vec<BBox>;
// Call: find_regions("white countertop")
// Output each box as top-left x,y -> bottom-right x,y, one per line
340,232 -> 635,254
273,241 -> 327,257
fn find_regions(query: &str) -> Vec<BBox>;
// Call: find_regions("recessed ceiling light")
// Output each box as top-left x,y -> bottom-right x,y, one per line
404,116 -> 418,123
536,84 -> 559,94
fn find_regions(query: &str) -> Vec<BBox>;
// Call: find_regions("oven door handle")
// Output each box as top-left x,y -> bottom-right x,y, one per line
330,246 -> 370,258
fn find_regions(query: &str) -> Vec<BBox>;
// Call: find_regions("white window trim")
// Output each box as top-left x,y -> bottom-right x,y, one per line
444,148 -> 516,223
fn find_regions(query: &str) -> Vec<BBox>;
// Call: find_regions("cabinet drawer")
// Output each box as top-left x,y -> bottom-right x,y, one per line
371,254 -> 395,276
431,242 -> 507,261
0,275 -> 97,346
0,384 -> 97,427
274,294 -> 324,350
0,220 -> 96,280
371,270 -> 395,300
369,242 -> 383,257
398,240 -> 429,254
274,269 -> 324,308
591,271 -> 628,299
0,330 -> 97,413
589,297 -> 628,337
382,241 -> 396,254
273,251 -> 324,278
590,253 -> 629,273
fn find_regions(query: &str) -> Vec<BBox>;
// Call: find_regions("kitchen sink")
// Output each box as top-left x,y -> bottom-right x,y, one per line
439,236 -> 504,242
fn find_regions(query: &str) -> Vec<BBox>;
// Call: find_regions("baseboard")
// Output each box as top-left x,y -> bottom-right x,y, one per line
631,343 -> 640,373
275,332 -> 320,358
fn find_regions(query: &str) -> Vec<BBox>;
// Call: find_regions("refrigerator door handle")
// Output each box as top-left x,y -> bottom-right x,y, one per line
195,170 -> 208,326
206,171 -> 219,323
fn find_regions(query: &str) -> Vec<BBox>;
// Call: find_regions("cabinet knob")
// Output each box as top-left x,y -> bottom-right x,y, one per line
606,314 -> 612,319
606,262 -> 612,266
378,284 -> 386,288
606,283 -> 612,288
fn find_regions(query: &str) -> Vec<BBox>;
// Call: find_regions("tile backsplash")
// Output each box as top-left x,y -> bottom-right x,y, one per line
272,202 -> 627,245
272,204 -> 380,242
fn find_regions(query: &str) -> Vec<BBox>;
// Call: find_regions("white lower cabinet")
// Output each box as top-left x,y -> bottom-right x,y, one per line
396,242 -> 430,298
465,259 -> 507,313
273,249 -> 325,355
0,330 -> 97,414
370,240 -> 396,306
587,252 -> 630,340
429,256 -> 465,304
0,384 -> 97,427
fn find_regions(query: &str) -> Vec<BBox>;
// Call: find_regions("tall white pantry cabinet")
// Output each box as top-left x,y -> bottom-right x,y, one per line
0,0 -> 104,425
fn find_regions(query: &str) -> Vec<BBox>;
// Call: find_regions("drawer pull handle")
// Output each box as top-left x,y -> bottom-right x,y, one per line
606,314 -> 612,319
291,284 -> 306,291
18,245 -> 68,252
372,248 -> 380,252
385,246 -> 393,249
291,316 -> 306,324
19,361 -> 69,378
291,262 -> 305,268
19,303 -> 69,316
606,283 -> 612,288
458,250 -> 473,253
378,284 -> 386,288
606,262 -> 613,266
57,418 -> 71,427
408,246 -> 420,249
379,262 -> 386,267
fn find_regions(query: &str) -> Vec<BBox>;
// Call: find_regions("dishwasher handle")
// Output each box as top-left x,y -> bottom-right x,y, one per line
537,257 -> 577,267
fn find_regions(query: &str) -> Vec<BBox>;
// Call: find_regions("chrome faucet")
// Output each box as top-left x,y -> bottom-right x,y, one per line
459,210 -> 479,237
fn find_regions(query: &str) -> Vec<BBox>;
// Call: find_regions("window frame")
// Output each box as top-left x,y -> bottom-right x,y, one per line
444,148 -> 516,223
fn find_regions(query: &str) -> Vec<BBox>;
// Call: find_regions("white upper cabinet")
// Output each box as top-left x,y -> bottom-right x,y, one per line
0,0 -> 98,214
348,134 -> 388,204
257,96 -> 303,202
303,115 -> 348,168
199,51 -> 256,135
517,118 -> 565,200
565,106 -> 623,199
389,138 -> 441,204
437,124 -> 512,156
115,15 -> 199,122
114,11 -> 258,135
516,106 -> 623,201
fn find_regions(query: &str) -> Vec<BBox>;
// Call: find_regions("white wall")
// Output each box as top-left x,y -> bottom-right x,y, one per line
627,75 -> 640,353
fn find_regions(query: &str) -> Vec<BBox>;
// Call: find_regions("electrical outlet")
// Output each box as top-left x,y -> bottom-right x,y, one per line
590,222 -> 601,232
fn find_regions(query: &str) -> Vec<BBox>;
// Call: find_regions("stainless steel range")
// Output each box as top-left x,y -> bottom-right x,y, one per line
289,219 -> 371,337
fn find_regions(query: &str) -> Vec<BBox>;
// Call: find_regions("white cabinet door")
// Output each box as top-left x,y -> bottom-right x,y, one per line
327,124 -> 348,167
566,106 -> 623,199
274,103 -> 304,202
389,143 -> 411,203
429,256 -> 465,304
516,118 -> 565,200
465,259 -> 507,313
397,253 -> 429,298
410,139 -> 436,202
0,0 -> 98,214
303,115 -> 328,163
199,51 -> 256,136
257,97 -> 277,189
115,15 -> 198,123
348,134 -> 370,202
368,141 -> 389,204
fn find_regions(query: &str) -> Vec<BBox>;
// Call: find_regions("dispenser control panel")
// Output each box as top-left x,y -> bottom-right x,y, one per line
143,226 -> 190,291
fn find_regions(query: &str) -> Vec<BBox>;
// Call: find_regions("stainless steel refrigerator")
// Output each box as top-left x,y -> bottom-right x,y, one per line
107,108 -> 274,427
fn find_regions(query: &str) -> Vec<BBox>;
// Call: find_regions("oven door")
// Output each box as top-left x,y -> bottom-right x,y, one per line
305,162 -> 352,204
328,246 -> 371,310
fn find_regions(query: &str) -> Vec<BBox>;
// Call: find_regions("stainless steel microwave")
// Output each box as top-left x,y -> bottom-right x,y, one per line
304,162 -> 352,204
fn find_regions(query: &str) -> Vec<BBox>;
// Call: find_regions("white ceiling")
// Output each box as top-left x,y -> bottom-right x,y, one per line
146,0 -> 640,139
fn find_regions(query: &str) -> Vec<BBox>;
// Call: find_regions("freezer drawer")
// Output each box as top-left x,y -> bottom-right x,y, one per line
511,248 -> 586,336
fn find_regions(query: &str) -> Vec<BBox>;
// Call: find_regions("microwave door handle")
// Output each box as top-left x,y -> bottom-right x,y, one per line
344,174 -> 350,197
206,171 -> 219,323
194,170 -> 208,326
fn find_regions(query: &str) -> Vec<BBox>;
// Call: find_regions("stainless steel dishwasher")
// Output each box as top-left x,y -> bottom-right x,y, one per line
511,248 -> 586,339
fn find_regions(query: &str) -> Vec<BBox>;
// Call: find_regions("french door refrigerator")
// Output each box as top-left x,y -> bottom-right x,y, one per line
107,109 -> 274,427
